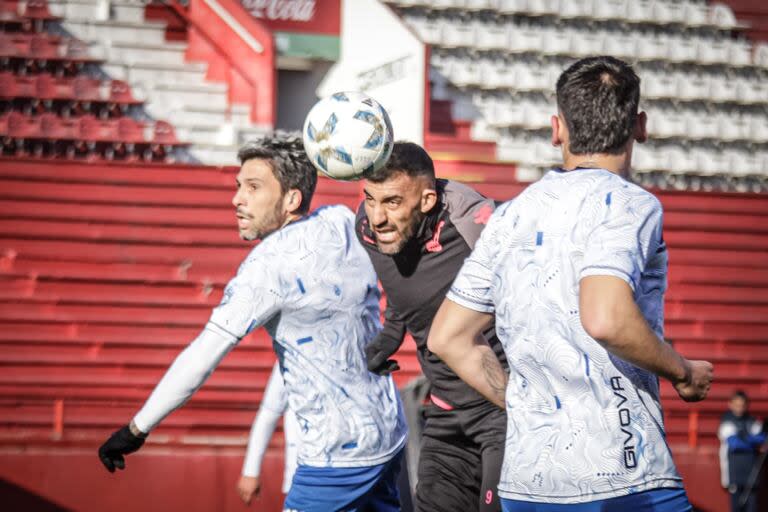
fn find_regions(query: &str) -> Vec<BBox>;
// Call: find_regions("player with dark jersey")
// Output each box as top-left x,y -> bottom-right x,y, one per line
356,141 -> 508,512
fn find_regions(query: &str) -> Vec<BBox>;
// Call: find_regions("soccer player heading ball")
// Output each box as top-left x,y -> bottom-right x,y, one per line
98,134 -> 407,511
429,56 -> 714,511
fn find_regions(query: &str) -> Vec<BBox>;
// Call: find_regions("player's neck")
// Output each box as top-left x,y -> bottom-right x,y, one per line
282,212 -> 303,228
562,152 -> 630,178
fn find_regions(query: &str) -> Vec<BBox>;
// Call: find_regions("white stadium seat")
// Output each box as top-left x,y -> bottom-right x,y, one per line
709,3 -> 738,29
558,0 -> 592,19
541,26 -> 572,55
496,0 -> 528,14
442,19 -> 476,47
571,30 -> 605,57
508,25 -> 544,53
593,0 -> 627,21
526,0 -> 560,16
667,34 -> 699,63
475,21 -> 509,50
652,1 -> 687,25
754,43 -> 768,69
626,0 -> 654,23
708,74 -> 740,103
684,2 -> 709,27
677,72 -> 709,102
635,32 -> 669,61
404,15 -> 443,45
686,110 -> 719,140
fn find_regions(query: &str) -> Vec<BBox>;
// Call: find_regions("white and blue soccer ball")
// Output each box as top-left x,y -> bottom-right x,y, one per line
302,91 -> 394,181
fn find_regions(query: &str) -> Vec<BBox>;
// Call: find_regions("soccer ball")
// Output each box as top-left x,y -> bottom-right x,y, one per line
302,91 -> 394,181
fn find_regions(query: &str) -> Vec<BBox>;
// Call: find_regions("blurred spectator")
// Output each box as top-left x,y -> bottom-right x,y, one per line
719,390 -> 766,512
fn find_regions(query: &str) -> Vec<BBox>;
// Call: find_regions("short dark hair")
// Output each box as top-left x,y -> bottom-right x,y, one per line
237,133 -> 318,214
366,141 -> 435,184
556,56 -> 641,155
732,390 -> 749,402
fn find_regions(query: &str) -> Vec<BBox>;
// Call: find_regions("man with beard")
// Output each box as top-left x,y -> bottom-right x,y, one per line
98,134 -> 407,512
356,141 -> 507,511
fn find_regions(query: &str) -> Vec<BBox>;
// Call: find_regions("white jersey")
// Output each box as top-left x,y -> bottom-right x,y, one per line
211,205 -> 407,468
447,168 -> 681,503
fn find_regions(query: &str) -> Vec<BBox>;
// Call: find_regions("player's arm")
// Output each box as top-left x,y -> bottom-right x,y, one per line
238,362 -> 288,504
580,276 -> 710,401
98,254 -> 281,473
366,300 -> 407,376
579,192 -> 712,402
429,202 -> 508,408
98,323 -> 238,472
428,299 -> 505,408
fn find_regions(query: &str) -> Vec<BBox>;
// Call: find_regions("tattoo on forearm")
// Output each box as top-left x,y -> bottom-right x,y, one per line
481,350 -> 507,405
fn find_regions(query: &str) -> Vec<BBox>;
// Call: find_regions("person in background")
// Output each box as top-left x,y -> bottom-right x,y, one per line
719,390 -> 766,512
237,361 -> 299,505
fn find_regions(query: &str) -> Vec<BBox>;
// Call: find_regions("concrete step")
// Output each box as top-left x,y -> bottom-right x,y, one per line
48,0 -> 146,24
144,104 -> 251,128
102,61 -> 208,89
189,143 -> 240,166
88,40 -> 189,67
62,18 -> 168,46
173,123 -> 237,146
147,82 -> 229,111
235,125 -> 271,145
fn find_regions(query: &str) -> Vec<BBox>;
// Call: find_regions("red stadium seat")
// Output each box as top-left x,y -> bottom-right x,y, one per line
6,111 -> 40,138
152,120 -> 178,145
40,112 -> 78,140
117,117 -> 147,144
78,114 -> 118,142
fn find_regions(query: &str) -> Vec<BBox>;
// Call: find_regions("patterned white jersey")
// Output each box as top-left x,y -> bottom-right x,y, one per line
211,205 -> 407,468
447,168 -> 681,503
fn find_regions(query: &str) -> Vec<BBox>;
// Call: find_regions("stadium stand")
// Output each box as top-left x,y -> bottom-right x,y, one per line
387,0 -> 768,192
0,0 -> 189,162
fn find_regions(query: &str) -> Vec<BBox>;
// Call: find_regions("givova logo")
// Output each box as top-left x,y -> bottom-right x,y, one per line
610,376 -> 637,469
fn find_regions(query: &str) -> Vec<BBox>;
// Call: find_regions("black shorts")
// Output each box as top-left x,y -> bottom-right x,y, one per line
415,399 -> 506,512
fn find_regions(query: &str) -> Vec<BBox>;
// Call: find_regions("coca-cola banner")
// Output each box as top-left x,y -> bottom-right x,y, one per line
240,0 -> 340,35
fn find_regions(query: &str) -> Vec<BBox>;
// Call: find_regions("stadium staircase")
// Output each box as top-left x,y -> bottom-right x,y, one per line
1,0 -> 276,166
0,0 -> 189,162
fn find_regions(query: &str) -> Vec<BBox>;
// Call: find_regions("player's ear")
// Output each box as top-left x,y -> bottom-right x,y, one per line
284,189 -> 303,215
420,186 -> 437,214
635,111 -> 648,143
551,114 -> 565,147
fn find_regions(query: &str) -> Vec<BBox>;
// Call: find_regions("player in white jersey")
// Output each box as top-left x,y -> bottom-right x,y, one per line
428,57 -> 713,511
98,135 -> 407,512
237,362 -> 300,504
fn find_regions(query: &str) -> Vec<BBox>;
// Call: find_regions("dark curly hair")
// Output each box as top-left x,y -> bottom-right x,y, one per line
556,56 -> 641,155
237,133 -> 318,214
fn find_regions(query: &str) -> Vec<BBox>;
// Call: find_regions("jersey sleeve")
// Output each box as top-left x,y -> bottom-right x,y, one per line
445,181 -> 496,250
242,362 -> 288,478
446,202 -> 509,313
579,190 -> 664,292
374,294 -> 408,352
209,250 -> 284,340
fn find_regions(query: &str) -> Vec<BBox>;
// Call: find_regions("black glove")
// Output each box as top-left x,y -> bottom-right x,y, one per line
98,424 -> 146,473
365,336 -> 401,376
